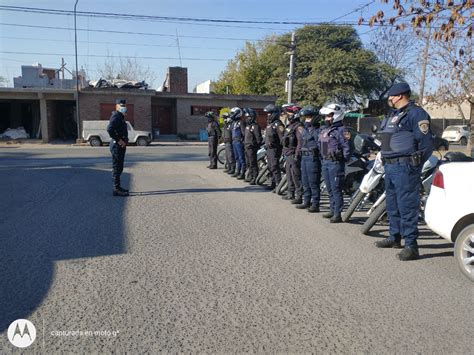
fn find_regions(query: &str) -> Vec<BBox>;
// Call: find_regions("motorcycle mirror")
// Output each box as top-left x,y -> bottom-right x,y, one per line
371,124 -> 378,133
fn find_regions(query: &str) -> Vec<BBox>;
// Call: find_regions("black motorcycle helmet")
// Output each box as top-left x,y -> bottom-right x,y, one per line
288,111 -> 301,123
264,104 -> 281,123
204,111 -> 216,122
243,108 -> 257,124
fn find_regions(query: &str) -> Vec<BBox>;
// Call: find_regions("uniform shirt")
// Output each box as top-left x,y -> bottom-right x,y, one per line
223,122 -> 233,143
231,120 -> 246,141
379,101 -> 433,162
264,119 -> 285,149
318,121 -> 351,161
244,122 -> 263,148
298,125 -> 320,154
282,121 -> 304,156
207,120 -> 221,138
107,111 -> 128,143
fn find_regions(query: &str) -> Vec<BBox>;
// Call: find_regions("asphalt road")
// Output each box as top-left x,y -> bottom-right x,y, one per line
0,145 -> 472,353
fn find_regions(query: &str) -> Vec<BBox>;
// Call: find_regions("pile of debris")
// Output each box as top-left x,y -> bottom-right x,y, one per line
88,78 -> 149,90
0,127 -> 29,140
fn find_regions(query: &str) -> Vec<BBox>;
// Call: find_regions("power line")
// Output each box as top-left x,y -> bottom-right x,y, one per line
0,51 -> 231,62
329,0 -> 376,23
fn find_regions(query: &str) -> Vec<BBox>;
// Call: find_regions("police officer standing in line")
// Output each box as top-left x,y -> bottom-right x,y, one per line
107,99 -> 129,197
243,108 -> 263,185
230,107 -> 247,179
375,82 -> 433,261
296,106 -> 322,213
263,104 -> 285,191
222,112 -> 236,175
318,103 -> 351,223
281,108 -> 304,204
205,111 -> 221,169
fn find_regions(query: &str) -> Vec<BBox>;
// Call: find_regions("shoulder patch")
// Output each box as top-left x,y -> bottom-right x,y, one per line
418,120 -> 430,134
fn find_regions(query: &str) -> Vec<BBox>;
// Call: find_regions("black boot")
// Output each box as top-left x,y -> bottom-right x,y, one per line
296,201 -> 310,209
330,214 -> 342,223
374,238 -> 402,249
281,193 -> 294,200
291,197 -> 303,205
265,183 -> 276,191
113,188 -> 129,197
249,177 -> 257,185
397,247 -> 419,261
228,167 -> 235,175
231,170 -> 240,177
308,205 -> 320,213
322,211 -> 333,219
237,171 -> 246,180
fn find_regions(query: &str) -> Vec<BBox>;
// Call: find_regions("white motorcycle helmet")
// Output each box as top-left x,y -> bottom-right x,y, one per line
319,103 -> 345,123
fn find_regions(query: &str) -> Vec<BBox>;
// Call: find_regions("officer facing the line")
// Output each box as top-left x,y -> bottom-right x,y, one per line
296,106 -> 322,213
318,103 -> 351,223
375,82 -> 433,261
243,108 -> 263,185
263,104 -> 285,191
205,111 -> 221,169
230,107 -> 247,179
222,112 -> 236,175
107,98 -> 129,197
281,107 -> 304,204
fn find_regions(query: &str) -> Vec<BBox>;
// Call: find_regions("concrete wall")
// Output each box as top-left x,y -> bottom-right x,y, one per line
46,100 -> 57,141
79,92 -> 152,132
424,101 -> 472,120
175,97 -> 274,135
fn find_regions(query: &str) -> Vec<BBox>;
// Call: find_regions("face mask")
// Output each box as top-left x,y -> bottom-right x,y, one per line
119,106 -> 127,114
388,96 -> 400,108
304,120 -> 312,128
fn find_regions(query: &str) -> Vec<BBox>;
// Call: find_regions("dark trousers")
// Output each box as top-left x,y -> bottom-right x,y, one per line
232,141 -> 246,172
225,142 -> 235,170
245,145 -> 258,178
110,142 -> 126,188
385,162 -> 421,248
301,155 -> 321,206
322,160 -> 345,215
267,147 -> 282,185
208,136 -> 218,167
286,154 -> 302,198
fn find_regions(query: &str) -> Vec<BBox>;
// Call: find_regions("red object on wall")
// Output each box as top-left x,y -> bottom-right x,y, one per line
100,103 -> 135,126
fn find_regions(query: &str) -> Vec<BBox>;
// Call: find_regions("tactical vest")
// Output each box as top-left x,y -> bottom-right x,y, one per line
301,127 -> 319,151
265,120 -> 283,147
232,121 -> 243,141
207,121 -> 217,136
244,123 -> 258,146
223,123 -> 232,143
283,122 -> 301,149
379,108 -> 416,157
319,126 -> 342,159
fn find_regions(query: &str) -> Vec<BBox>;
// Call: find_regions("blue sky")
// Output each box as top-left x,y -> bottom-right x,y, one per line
0,0 -> 394,90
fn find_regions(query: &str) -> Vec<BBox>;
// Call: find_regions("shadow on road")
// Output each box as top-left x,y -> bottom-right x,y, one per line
130,186 -> 267,196
0,163 -> 128,333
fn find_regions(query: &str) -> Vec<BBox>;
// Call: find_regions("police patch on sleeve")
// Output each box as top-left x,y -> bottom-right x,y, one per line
418,120 -> 430,135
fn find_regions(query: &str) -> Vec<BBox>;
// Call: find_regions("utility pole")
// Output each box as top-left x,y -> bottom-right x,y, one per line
419,25 -> 432,107
176,29 -> 183,67
74,0 -> 82,143
287,32 -> 296,104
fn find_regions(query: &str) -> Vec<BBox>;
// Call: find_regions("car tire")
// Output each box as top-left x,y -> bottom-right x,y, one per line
361,200 -> 386,235
217,147 -> 226,165
136,137 -> 148,146
460,137 -> 467,145
89,137 -> 102,147
454,224 -> 474,282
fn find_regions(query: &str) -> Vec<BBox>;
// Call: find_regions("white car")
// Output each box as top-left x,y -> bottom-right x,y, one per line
441,125 -> 470,145
425,160 -> 474,281
82,120 -> 152,147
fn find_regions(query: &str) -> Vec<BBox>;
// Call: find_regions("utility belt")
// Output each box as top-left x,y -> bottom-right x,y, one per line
323,151 -> 343,162
382,151 -> 422,166
232,137 -> 243,142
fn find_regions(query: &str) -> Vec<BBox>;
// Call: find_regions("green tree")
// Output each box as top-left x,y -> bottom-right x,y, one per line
214,25 -> 399,107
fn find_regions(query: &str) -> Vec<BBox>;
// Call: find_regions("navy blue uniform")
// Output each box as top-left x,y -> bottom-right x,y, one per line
244,122 -> 263,179
223,121 -> 235,172
107,111 -> 128,189
207,120 -> 220,168
231,120 -> 246,174
298,124 -> 321,208
265,119 -> 285,186
319,121 -> 351,216
282,121 -> 304,199
379,101 -> 433,248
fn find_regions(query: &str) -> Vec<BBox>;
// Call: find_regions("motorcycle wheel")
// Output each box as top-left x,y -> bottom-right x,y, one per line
256,165 -> 269,185
342,190 -> 366,222
217,147 -> 226,165
276,175 -> 288,195
361,200 -> 387,235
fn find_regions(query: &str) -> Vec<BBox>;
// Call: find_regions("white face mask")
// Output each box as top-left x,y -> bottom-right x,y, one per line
119,106 -> 127,114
